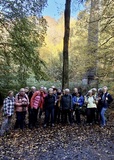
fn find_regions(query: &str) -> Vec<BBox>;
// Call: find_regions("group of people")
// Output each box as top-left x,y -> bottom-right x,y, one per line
0,85 -> 113,136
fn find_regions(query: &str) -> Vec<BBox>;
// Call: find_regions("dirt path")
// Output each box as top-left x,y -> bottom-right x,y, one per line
0,110 -> 114,160
0,124 -> 114,160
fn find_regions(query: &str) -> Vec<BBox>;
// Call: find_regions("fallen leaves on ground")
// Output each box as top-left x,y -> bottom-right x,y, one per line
0,108 -> 114,160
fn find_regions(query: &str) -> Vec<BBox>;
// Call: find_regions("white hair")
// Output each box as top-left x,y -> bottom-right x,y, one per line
44,87 -> 47,90
92,88 -> 97,91
103,86 -> 108,90
51,86 -> 55,89
20,88 -> 25,92
40,86 -> 44,90
65,88 -> 70,92
88,90 -> 92,93
48,88 -> 53,92
31,86 -> 36,90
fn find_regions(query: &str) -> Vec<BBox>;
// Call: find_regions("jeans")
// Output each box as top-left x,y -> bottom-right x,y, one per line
44,107 -> 55,125
0,116 -> 12,136
101,107 -> 107,126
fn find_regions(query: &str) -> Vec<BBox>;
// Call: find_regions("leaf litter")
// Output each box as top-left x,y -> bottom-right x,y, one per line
0,108 -> 114,160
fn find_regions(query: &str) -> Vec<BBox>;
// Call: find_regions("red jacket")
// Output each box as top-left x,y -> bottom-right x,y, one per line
30,91 -> 41,109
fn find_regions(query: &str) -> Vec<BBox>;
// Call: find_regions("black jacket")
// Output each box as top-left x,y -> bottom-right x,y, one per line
61,94 -> 73,110
101,92 -> 113,108
44,94 -> 56,109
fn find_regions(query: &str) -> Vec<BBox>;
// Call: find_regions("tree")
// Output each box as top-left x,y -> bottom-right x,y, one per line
86,0 -> 100,84
37,0 -> 114,89
97,0 -> 114,83
62,0 -> 71,89
0,0 -> 47,93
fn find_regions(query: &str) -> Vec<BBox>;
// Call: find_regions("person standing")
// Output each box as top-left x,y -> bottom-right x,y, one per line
25,87 -> 29,95
96,88 -> 103,124
85,90 -> 97,125
0,91 -> 15,136
72,88 -> 78,122
72,92 -> 84,125
100,86 -> 113,127
61,89 -> 73,125
54,89 -> 62,124
72,88 -> 78,97
43,88 -> 56,128
28,86 -> 36,129
14,88 -> 29,130
38,87 -> 47,119
30,90 -> 41,128
28,87 -> 36,101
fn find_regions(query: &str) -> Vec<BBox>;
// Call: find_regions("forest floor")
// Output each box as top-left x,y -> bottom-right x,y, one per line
0,107 -> 114,160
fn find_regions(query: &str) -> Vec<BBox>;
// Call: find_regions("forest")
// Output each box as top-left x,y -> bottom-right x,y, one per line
0,0 -> 114,159
0,0 -> 114,96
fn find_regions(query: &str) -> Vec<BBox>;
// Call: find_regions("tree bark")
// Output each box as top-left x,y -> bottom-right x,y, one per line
62,0 -> 71,89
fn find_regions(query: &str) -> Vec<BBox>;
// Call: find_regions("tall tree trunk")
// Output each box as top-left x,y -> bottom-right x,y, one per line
62,0 -> 71,89
87,0 -> 100,84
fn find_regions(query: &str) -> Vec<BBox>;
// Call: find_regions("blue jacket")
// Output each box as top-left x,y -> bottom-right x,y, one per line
72,96 -> 84,108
